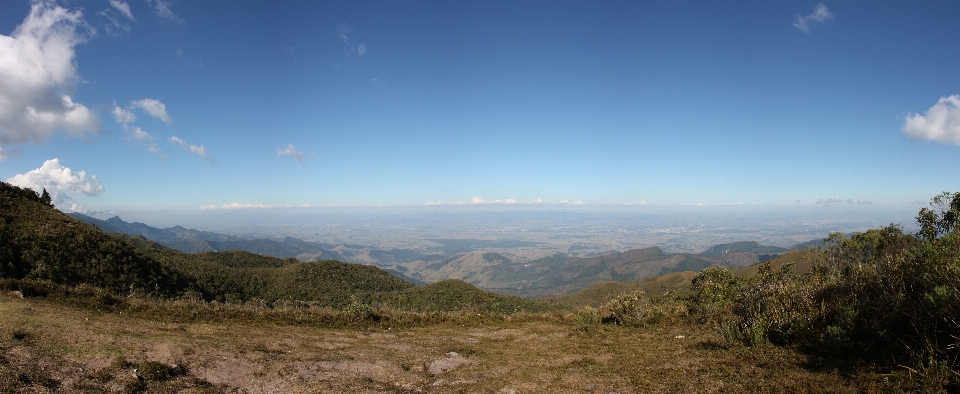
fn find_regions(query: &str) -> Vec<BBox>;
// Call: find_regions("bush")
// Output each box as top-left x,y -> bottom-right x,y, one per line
689,267 -> 739,325
599,291 -> 648,326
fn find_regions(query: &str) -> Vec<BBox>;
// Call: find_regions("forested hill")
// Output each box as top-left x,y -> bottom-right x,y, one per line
0,181 -> 540,311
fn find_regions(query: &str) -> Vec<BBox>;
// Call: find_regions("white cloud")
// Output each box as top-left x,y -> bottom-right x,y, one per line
793,4 -> 833,33
276,143 -> 310,165
128,127 -> 161,153
169,136 -> 211,161
573,200 -> 586,205
357,44 -> 367,56
902,95 -> 960,145
99,0 -> 135,35
472,196 -> 486,204
5,158 -> 103,206
113,103 -> 164,157
857,197 -> 873,204
0,2 -> 100,152
558,199 -> 569,204
111,104 -> 136,125
109,0 -> 135,20
200,203 -> 275,210
816,198 -> 845,206
505,199 -> 517,204
131,98 -> 172,123
148,0 -> 183,23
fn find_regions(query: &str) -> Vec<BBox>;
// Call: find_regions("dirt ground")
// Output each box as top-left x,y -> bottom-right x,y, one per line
0,292 -> 885,393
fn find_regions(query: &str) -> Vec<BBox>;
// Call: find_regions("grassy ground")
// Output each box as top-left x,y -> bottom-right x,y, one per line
0,291 -> 898,393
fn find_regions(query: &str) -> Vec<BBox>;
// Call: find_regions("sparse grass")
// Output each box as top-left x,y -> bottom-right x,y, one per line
0,290 -> 903,393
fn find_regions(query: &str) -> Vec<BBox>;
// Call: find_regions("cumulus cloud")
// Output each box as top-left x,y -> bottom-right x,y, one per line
131,98 -> 172,123
472,196 -> 486,204
793,4 -> 833,33
169,136 -> 211,161
147,0 -> 183,23
558,199 -> 569,204
0,1 -> 100,153
276,143 -> 314,165
111,104 -> 136,125
902,95 -> 960,145
5,158 -> 103,206
573,200 -> 586,205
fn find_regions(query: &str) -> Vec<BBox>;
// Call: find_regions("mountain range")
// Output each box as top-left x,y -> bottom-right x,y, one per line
66,212 -> 814,298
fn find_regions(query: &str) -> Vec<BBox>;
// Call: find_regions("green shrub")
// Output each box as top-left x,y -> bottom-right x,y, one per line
689,267 -> 739,325
599,290 -> 648,326
574,307 -> 601,331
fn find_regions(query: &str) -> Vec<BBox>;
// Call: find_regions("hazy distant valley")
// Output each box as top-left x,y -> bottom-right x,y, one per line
71,207 -> 910,297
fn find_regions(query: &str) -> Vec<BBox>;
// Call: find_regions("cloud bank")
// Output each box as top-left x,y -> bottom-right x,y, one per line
200,203 -> 275,210
0,1 -> 100,157
793,4 -> 833,33
5,158 -> 103,207
902,95 -> 960,145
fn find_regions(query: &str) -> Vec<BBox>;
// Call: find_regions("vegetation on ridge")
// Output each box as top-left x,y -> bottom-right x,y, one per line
0,181 -> 545,313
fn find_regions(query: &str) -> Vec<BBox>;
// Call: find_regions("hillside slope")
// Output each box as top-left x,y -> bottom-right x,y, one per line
2,182 -> 540,312
458,246 -> 761,298
68,213 -> 344,261
544,249 -> 820,308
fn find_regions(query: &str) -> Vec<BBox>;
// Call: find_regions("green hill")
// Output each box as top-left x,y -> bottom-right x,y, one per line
0,183 -> 193,297
1,181 -> 546,312
542,249 -> 819,308
699,241 -> 787,256
478,246 -> 750,298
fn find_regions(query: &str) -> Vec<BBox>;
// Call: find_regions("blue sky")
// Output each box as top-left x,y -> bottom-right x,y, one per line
1,0 -> 959,219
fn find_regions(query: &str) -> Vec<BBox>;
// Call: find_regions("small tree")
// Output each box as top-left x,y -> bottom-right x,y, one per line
40,188 -> 52,207
917,191 -> 960,239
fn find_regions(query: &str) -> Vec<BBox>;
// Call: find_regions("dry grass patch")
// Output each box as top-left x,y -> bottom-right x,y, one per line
0,292 -> 896,393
